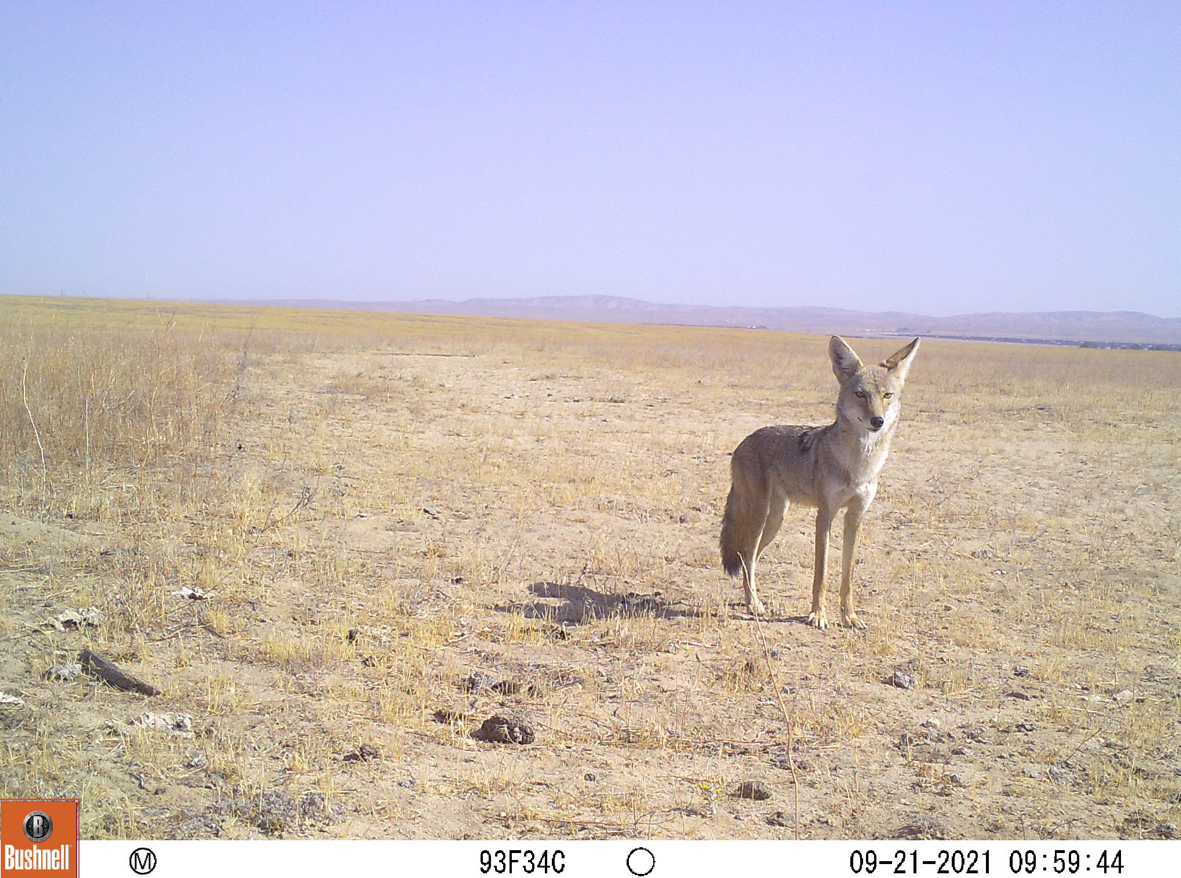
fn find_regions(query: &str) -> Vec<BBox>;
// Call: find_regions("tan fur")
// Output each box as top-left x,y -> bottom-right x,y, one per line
720,336 -> 919,629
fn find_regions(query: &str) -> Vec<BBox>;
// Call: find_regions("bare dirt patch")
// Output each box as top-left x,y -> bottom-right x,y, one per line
1,300 -> 1179,840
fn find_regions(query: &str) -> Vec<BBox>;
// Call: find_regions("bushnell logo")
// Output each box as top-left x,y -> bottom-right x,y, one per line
21,813 -> 53,844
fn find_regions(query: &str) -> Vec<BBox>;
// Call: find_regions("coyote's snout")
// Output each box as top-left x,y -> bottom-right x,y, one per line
719,336 -> 920,629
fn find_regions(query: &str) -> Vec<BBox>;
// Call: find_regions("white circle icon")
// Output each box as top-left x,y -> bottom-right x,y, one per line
626,846 -> 655,876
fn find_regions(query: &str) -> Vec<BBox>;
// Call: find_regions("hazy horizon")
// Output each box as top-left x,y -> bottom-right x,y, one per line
3,3 -> 1180,318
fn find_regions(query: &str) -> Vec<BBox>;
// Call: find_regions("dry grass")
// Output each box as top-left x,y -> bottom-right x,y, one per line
1,293 -> 1178,840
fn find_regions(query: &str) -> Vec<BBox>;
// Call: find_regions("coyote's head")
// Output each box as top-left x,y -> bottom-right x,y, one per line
829,336 -> 920,435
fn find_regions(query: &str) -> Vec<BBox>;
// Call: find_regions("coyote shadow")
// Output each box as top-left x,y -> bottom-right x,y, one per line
494,581 -> 704,625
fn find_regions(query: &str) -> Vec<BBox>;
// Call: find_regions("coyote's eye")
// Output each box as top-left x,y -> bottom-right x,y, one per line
883,392 -> 894,399
854,391 -> 866,399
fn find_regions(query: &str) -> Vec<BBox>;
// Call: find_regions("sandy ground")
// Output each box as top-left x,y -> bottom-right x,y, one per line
2,322 -> 1179,841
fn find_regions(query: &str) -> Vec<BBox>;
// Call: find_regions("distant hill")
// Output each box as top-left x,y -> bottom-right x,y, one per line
228,295 -> 1181,346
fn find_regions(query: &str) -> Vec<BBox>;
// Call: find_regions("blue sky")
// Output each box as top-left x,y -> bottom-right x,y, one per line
2,2 -> 1179,317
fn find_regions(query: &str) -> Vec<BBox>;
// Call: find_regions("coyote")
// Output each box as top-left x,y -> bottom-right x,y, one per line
719,336 -> 919,629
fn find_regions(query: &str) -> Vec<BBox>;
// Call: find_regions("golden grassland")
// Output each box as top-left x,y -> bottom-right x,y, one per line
1,293 -> 1179,840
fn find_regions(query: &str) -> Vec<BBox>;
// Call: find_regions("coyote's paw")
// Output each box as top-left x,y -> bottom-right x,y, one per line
747,598 -> 766,617
841,611 -> 867,630
806,610 -> 828,630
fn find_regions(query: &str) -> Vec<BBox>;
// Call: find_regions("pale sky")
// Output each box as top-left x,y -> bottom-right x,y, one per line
2,2 -> 1179,317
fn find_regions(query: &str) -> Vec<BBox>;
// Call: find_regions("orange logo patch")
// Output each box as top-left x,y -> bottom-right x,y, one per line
0,800 -> 79,878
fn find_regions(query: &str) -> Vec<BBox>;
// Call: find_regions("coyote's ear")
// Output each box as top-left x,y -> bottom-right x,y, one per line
881,338 -> 920,384
829,336 -> 863,383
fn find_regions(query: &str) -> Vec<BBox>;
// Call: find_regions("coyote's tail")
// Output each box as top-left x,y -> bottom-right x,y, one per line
719,485 -> 746,579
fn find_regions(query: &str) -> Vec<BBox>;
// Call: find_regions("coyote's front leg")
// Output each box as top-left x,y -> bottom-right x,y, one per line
839,500 -> 870,629
807,506 -> 836,629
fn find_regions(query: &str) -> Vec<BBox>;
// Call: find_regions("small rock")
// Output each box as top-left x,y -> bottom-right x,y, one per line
584,772 -> 598,782
432,707 -> 468,724
619,591 -> 663,616
891,671 -> 917,690
461,672 -> 493,693
1048,765 -> 1074,785
770,752 -> 809,772
1120,811 -> 1176,838
172,586 -> 209,601
922,721 -> 947,742
422,506 -> 441,518
1023,766 -> 1042,779
47,606 -> 104,631
896,817 -> 951,840
1013,666 -> 1031,677
472,711 -> 536,745
1015,720 -> 1036,732
132,712 -> 193,735
734,780 -> 772,801
0,692 -> 24,708
767,810 -> 793,827
1113,689 -> 1135,704
44,663 -> 83,681
1005,690 -> 1032,701
343,743 -> 380,763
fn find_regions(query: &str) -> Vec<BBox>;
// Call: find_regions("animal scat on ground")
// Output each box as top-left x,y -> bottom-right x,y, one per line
472,711 -> 536,744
